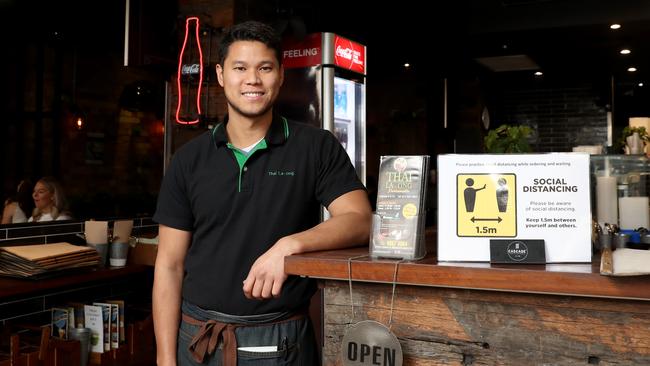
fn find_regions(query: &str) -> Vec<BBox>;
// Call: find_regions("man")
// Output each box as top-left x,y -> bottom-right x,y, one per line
152,21 -> 372,366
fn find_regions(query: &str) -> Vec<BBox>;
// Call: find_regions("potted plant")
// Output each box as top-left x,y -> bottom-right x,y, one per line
619,126 -> 650,154
484,124 -> 533,153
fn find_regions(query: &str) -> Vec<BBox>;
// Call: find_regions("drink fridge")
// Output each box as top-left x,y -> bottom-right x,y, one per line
279,33 -> 367,184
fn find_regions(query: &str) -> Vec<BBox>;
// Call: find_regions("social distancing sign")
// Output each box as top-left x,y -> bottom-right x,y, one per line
457,174 -> 517,237
438,154 -> 592,263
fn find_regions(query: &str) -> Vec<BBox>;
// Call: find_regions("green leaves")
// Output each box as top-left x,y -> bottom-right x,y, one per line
618,126 -> 650,151
484,124 -> 533,153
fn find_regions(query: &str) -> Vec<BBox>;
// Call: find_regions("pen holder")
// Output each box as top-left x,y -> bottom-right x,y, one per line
598,233 -> 612,251
109,242 -> 129,267
87,243 -> 109,267
68,327 -> 91,366
613,232 -> 629,249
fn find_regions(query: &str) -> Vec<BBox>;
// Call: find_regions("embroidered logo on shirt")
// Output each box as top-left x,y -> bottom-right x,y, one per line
268,170 -> 295,177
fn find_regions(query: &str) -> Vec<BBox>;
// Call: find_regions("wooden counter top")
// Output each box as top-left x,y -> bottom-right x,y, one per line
0,264 -> 152,300
285,246 -> 650,301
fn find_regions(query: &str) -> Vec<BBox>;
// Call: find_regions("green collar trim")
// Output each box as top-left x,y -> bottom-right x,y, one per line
227,139 -> 268,192
282,117 -> 289,139
211,114 -> 289,148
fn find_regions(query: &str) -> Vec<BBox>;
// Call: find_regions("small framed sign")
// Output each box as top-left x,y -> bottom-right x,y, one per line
85,132 -> 105,165
490,239 -> 546,264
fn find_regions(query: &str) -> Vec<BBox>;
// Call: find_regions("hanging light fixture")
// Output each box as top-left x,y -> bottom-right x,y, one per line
70,105 -> 86,131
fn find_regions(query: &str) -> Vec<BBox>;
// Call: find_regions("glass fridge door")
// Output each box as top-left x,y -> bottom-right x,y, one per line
334,76 -> 365,183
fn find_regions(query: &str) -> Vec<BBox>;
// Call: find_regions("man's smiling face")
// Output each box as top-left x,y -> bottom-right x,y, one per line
216,40 -> 284,120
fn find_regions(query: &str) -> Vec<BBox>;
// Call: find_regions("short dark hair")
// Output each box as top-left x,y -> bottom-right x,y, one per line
218,21 -> 282,66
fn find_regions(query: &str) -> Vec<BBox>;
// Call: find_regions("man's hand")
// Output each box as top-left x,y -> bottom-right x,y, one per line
242,238 -> 297,299
242,190 -> 371,300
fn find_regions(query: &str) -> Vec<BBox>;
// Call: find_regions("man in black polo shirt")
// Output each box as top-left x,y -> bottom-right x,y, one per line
152,21 -> 371,366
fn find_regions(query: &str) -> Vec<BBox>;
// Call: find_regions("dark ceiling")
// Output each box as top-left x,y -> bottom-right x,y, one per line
4,0 -> 649,85
253,0 -> 650,84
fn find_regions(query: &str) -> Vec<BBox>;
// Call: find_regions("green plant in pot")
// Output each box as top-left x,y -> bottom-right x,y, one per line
484,124 -> 533,153
618,126 -> 650,154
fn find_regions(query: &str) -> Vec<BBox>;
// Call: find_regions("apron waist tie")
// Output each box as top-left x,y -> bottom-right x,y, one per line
182,309 -> 307,366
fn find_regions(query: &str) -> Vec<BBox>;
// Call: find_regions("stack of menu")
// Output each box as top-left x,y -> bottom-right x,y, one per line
0,243 -> 100,278
371,155 -> 430,260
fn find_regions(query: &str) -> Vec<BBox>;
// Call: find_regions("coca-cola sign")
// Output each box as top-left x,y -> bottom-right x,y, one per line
176,16 -> 203,125
334,35 -> 365,74
181,64 -> 201,75
282,33 -> 322,69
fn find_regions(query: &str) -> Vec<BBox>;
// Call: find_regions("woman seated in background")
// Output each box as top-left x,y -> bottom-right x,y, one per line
1,179 -> 35,224
28,176 -> 72,222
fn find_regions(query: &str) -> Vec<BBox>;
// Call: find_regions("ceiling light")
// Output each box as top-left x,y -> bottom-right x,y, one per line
628,67 -> 637,72
639,83 -> 644,87
403,63 -> 410,68
620,49 -> 631,55
610,23 -> 621,30
534,71 -> 543,76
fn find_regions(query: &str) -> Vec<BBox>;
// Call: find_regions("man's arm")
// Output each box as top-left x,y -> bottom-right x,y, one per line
243,189 -> 371,299
153,225 -> 192,366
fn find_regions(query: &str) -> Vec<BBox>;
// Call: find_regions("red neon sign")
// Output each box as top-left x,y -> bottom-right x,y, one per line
176,17 -> 204,125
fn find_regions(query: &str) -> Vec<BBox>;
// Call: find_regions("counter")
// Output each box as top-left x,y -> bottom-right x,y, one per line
286,247 -> 650,365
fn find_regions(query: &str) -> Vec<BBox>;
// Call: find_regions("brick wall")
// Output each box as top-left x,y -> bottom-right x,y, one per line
497,83 -> 608,152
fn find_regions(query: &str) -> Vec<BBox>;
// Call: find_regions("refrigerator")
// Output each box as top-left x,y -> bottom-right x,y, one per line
278,32 -> 367,184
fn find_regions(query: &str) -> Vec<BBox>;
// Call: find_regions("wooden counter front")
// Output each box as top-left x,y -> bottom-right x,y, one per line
286,247 -> 650,365
285,246 -> 650,300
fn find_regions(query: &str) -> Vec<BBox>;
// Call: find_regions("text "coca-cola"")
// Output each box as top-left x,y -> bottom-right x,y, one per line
181,64 -> 201,75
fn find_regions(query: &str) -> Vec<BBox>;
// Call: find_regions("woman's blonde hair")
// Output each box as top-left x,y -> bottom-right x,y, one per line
31,176 -> 69,221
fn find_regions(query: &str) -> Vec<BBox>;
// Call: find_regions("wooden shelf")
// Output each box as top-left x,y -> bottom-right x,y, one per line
0,265 -> 152,300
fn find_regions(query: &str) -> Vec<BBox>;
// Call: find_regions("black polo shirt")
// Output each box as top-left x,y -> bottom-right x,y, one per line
153,114 -> 365,315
